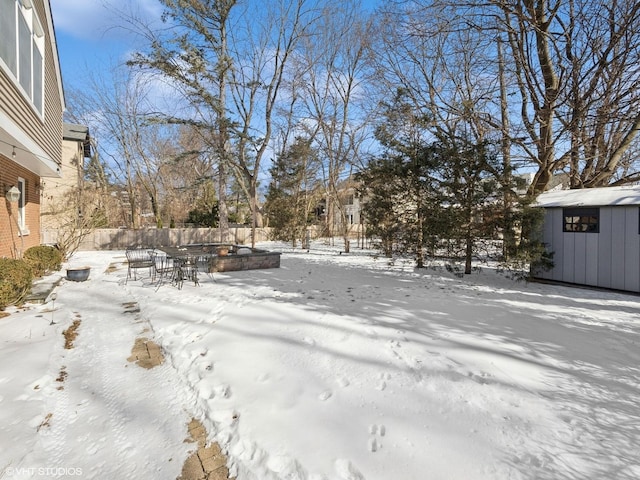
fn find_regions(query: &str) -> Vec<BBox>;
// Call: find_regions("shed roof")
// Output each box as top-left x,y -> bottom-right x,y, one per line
535,185 -> 640,208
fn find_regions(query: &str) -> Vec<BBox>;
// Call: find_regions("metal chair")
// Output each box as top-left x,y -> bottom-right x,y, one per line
125,247 -> 155,283
151,252 -> 175,289
173,255 -> 199,289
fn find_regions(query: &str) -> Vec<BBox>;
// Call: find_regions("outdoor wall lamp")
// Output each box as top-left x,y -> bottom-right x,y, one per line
5,186 -> 20,203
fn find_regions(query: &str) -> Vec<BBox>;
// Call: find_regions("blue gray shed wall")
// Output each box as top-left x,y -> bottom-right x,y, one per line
537,206 -> 640,292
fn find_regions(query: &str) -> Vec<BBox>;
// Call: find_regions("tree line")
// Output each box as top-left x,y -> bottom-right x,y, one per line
64,0 -> 640,268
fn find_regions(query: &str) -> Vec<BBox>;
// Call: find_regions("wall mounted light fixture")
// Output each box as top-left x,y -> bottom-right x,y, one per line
5,185 -> 20,202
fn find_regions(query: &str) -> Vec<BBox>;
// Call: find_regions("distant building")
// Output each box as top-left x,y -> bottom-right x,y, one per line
41,123 -> 91,230
534,186 -> 640,293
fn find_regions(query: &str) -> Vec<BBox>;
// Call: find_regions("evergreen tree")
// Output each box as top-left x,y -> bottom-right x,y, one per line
264,138 -> 321,246
358,89 -> 444,267
186,179 -> 219,227
436,139 -> 502,274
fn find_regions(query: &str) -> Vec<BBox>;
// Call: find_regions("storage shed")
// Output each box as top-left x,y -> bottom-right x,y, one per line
534,186 -> 640,293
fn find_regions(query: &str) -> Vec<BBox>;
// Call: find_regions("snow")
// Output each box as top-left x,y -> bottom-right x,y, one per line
535,185 -> 640,207
1,241 -> 640,480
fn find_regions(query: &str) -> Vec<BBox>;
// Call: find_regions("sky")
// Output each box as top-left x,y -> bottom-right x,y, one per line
50,0 -> 381,103
1,242 -> 640,479
51,0 -> 163,98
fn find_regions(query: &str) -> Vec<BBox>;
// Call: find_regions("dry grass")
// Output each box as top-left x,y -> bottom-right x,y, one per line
63,318 -> 82,349
56,366 -> 68,390
37,413 -> 53,432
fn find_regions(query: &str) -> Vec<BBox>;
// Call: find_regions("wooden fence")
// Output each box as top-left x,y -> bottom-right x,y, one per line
42,227 -> 273,251
41,224 -> 369,251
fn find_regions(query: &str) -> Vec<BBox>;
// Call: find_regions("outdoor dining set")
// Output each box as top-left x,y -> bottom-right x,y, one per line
124,243 -> 234,289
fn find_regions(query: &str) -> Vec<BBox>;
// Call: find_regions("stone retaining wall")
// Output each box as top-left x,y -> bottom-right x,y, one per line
208,249 -> 281,272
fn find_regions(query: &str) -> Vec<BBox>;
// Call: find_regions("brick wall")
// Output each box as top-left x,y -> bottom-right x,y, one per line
0,155 -> 42,258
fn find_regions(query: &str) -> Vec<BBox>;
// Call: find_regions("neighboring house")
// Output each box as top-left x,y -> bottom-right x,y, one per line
534,186 -> 640,293
40,123 -> 91,230
0,0 -> 64,258
315,180 -> 363,237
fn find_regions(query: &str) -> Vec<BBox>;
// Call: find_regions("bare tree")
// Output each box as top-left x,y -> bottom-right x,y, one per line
67,66 -> 190,229
376,0 -> 640,194
297,1 -> 373,252
127,0 -> 324,246
126,0 -> 236,237
224,0 -> 318,246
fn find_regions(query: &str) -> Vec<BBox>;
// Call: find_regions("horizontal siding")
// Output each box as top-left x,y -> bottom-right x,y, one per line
0,0 -> 63,168
39,0 -> 63,166
0,67 -> 34,130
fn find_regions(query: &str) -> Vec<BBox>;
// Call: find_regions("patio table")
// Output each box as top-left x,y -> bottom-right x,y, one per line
156,244 -> 231,288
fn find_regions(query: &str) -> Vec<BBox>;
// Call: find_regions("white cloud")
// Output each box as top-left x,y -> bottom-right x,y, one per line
50,0 -> 162,41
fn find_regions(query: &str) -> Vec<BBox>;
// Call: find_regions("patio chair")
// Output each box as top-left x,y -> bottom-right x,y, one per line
125,247 -> 155,283
173,255 -> 199,289
151,252 -> 175,289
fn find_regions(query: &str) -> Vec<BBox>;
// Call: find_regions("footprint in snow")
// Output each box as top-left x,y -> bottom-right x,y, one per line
318,390 -> 333,401
368,437 -> 379,452
377,372 -> 391,390
368,424 -> 386,452
369,424 -> 386,436
214,384 -> 232,399
336,377 -> 350,388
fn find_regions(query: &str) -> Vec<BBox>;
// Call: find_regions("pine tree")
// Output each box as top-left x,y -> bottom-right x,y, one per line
264,138 -> 320,246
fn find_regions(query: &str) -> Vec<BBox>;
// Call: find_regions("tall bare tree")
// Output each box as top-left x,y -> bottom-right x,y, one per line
225,0 -> 318,246
297,1 -> 373,252
127,0 -> 236,237
70,68 -> 164,228
376,0 -> 640,194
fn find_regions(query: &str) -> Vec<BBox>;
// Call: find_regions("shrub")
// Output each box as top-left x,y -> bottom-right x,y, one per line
0,258 -> 33,310
23,245 -> 63,277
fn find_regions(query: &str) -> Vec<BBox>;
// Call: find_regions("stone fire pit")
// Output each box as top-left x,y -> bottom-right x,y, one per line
207,245 -> 281,273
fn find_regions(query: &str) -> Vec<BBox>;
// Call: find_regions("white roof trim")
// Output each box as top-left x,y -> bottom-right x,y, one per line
0,110 -> 60,177
535,186 -> 640,207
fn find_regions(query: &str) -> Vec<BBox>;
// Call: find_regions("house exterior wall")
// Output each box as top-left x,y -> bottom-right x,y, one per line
0,1 -> 63,164
537,206 -> 640,293
0,0 -> 64,258
0,155 -> 42,257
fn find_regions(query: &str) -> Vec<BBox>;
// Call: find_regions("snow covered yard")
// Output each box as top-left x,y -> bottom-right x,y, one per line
1,242 -> 639,480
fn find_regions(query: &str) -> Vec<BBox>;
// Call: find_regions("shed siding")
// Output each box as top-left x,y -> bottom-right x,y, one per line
562,233 -> 574,284
597,208 -> 612,288
547,209 -> 564,281
573,233 -> 587,285
624,207 -> 639,292
585,233 -> 599,287
539,205 -> 639,293
610,208 -> 626,291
